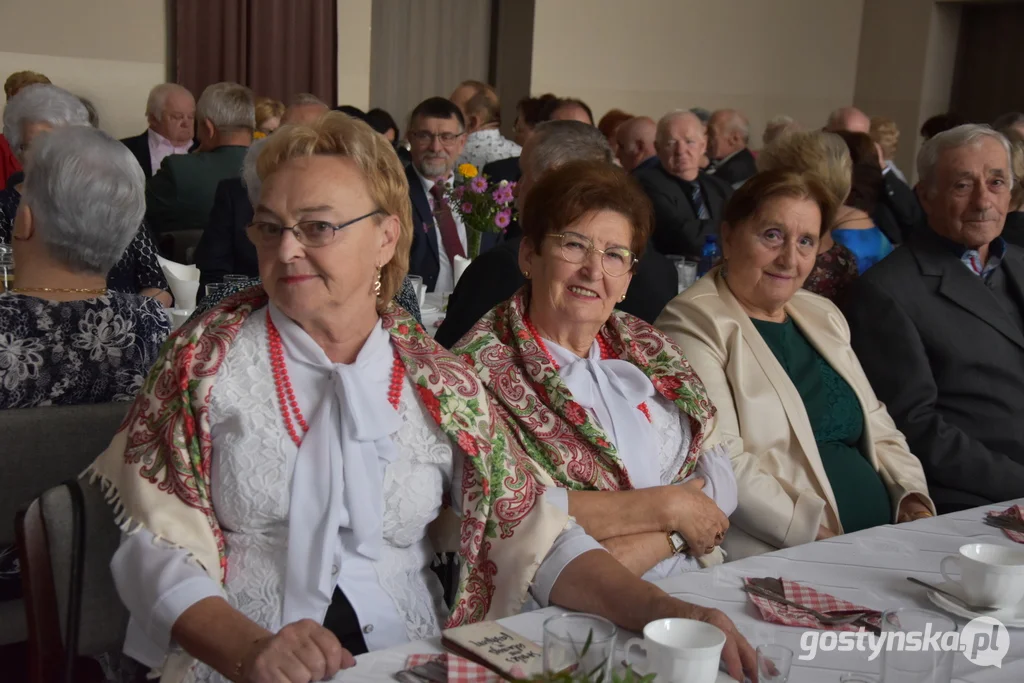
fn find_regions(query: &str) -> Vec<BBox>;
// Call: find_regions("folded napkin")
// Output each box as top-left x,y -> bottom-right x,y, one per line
403,654 -> 504,683
744,577 -> 881,632
987,505 -> 1024,543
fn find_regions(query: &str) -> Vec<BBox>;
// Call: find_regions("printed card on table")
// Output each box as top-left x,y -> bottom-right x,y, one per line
441,621 -> 545,680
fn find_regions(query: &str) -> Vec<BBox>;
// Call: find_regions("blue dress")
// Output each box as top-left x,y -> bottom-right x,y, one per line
831,227 -> 894,275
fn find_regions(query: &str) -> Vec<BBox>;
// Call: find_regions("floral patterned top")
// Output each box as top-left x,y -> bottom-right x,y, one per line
0,186 -> 169,295
0,292 -> 170,409
803,241 -> 859,302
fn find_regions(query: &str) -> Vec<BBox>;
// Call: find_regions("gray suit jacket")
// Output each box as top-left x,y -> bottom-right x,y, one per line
843,229 -> 1024,512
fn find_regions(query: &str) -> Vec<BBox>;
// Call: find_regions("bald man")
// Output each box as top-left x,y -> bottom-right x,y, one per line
826,106 -> 871,134
706,109 -> 756,186
635,110 -> 733,258
549,99 -> 594,125
827,105 -> 923,243
615,116 -> 657,172
450,80 -> 521,169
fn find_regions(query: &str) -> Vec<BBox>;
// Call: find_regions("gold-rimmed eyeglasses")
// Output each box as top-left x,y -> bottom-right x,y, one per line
547,232 -> 636,277
246,210 -> 382,248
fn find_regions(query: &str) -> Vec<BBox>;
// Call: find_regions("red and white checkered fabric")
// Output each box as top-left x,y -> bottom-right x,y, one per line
405,653 -> 502,683
744,578 -> 881,632
987,505 -> 1024,543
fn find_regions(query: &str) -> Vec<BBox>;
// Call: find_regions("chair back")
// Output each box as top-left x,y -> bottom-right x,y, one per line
17,479 -> 128,683
1,402 -> 128,548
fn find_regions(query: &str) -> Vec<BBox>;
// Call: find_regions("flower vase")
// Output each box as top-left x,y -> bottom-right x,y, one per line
467,228 -> 484,260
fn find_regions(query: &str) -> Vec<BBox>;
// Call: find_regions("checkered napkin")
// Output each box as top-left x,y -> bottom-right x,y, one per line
987,505 -> 1024,543
744,577 -> 882,632
403,654 -> 503,683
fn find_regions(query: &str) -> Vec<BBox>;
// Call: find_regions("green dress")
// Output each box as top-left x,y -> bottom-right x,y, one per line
751,317 -> 891,533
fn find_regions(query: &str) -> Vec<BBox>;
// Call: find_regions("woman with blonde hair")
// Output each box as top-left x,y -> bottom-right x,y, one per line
869,116 -> 906,184
757,130 -> 858,300
254,96 -> 285,136
97,112 -> 756,683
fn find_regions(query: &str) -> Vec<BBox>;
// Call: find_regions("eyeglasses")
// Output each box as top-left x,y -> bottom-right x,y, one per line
547,232 -> 636,277
408,130 -> 464,146
246,209 -> 382,248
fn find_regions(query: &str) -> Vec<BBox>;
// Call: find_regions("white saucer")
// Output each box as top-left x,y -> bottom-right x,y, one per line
925,581 -> 1024,627
420,304 -> 441,314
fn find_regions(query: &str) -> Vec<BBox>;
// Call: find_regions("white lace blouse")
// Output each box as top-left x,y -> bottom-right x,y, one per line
111,308 -> 595,682
541,337 -> 739,581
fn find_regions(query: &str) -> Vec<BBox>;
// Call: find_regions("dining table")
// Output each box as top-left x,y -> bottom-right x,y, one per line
332,498 -> 1024,682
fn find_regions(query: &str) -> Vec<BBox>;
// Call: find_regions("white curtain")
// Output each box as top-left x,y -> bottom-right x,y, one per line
369,0 -> 492,133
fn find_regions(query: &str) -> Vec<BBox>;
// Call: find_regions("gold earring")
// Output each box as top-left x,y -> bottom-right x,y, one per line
373,266 -> 382,297
619,294 -> 626,302
523,270 -> 530,279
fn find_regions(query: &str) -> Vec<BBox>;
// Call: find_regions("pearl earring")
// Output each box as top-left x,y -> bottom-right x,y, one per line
523,270 -> 530,279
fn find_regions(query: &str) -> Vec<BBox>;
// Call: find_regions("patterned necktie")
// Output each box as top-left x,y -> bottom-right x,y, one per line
689,180 -> 711,220
429,183 -> 466,264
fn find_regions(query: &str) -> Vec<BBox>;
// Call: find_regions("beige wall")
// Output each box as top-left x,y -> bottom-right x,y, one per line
0,0 -> 166,139
530,0 -> 865,148
338,0 -> 373,109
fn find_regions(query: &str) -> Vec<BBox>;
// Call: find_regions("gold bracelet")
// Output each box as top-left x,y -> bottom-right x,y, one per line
234,637 -> 269,681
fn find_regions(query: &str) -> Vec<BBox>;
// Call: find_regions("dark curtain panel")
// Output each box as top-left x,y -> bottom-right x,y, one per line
951,3 -> 1024,125
174,0 -> 337,105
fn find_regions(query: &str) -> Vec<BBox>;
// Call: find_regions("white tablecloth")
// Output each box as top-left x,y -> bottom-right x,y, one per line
333,499 -> 1024,682
420,292 -> 447,337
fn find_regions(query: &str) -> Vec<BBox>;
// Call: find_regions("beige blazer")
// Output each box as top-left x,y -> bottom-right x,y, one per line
655,268 -> 934,560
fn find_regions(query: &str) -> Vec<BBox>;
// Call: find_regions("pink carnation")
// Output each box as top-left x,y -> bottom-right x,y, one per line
469,176 -> 488,193
495,209 -> 511,229
461,202 -> 473,214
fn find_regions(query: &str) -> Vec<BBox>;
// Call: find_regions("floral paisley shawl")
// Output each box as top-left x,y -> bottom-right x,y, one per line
88,286 -> 567,679
452,289 -> 716,492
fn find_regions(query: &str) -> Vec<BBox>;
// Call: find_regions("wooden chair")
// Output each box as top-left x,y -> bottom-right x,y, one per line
17,479 -> 129,683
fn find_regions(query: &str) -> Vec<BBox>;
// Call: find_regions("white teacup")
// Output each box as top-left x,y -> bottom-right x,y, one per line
625,618 -> 725,682
940,543 -> 1024,609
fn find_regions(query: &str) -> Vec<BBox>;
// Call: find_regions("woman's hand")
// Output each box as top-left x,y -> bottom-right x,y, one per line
239,619 -> 354,683
687,605 -> 758,682
897,494 -> 933,523
815,524 -> 836,540
666,478 -> 729,556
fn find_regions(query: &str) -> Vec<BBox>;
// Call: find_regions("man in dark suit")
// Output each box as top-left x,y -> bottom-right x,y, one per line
843,125 -> 1024,513
635,111 -> 732,259
120,83 -> 196,179
615,116 -> 657,173
145,82 -> 253,240
706,109 -> 757,187
406,97 -> 501,292
436,120 -> 677,348
482,156 -> 521,185
193,176 -> 256,293
826,105 -> 922,244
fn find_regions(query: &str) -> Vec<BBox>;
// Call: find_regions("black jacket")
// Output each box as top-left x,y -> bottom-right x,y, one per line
434,236 -> 678,348
709,148 -> 757,187
843,229 -> 1024,512
193,178 -> 257,294
634,164 -> 732,259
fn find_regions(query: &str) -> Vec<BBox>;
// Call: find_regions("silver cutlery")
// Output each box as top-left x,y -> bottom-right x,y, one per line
983,516 -> 1024,533
742,584 -> 875,626
906,577 -> 1000,613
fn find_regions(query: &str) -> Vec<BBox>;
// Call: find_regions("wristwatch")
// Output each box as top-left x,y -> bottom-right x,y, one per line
667,530 -> 687,555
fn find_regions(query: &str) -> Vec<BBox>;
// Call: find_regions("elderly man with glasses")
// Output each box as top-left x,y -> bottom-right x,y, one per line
405,97 -> 503,293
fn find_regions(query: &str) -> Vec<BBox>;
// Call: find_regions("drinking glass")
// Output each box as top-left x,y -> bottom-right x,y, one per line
0,243 -> 14,292
679,260 -> 698,290
757,644 -> 793,682
881,608 -> 956,683
543,614 -> 617,681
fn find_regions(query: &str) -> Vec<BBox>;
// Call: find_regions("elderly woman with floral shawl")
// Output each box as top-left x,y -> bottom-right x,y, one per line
455,161 -> 742,583
91,114 -> 755,683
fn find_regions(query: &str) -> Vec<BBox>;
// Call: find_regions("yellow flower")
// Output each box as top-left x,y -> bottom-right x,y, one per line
458,163 -> 478,179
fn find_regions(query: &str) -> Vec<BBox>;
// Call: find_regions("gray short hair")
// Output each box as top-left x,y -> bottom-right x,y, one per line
22,126 -> 145,275
146,83 -> 193,118
917,124 -> 1013,193
529,120 -> 613,175
242,136 -> 269,205
655,110 -> 704,145
2,84 -> 90,158
196,82 -> 255,132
